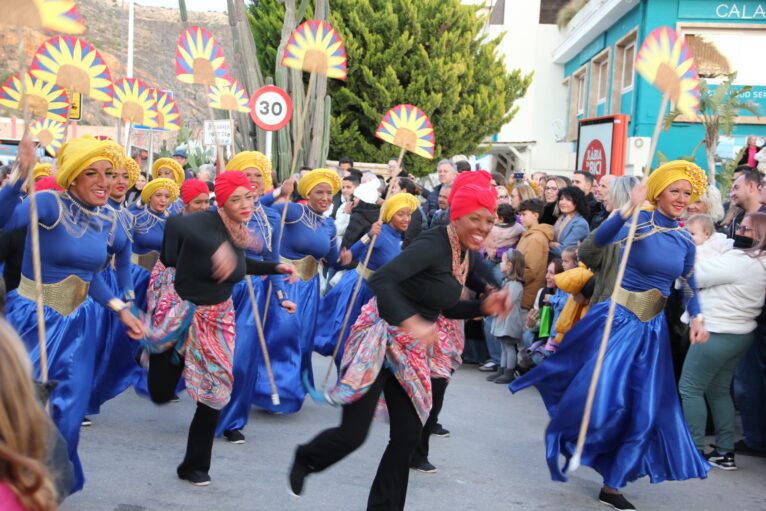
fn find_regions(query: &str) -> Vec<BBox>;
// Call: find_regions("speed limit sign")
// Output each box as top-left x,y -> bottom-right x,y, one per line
249,86 -> 293,131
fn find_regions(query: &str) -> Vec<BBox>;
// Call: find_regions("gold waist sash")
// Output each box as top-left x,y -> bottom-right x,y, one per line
613,286 -> 667,322
132,251 -> 159,271
357,265 -> 375,282
280,255 -> 319,282
18,274 -> 90,317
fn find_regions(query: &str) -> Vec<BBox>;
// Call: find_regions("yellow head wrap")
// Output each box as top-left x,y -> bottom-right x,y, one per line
123,157 -> 140,189
646,160 -> 707,206
226,151 -> 273,191
381,193 -> 419,223
55,136 -> 125,189
152,157 -> 185,186
33,163 -> 52,180
140,177 -> 180,205
297,168 -> 342,199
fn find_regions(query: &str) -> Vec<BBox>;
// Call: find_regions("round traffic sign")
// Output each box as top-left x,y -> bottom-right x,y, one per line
249,86 -> 293,131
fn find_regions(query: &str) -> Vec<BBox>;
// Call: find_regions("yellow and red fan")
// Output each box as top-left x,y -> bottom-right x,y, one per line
375,104 -> 435,160
103,77 -> 159,127
208,78 -> 250,113
175,26 -> 231,87
0,72 -> 70,122
29,35 -> 113,103
153,90 -> 181,131
4,0 -> 86,35
635,26 -> 700,117
29,118 -> 66,155
282,20 -> 347,80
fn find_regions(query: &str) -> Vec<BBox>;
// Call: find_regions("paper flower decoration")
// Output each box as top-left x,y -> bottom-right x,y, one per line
635,27 -> 700,117
29,118 -> 66,155
175,26 -> 231,86
5,0 -> 86,35
375,104 -> 435,160
153,90 -> 181,131
94,135 -> 112,141
0,73 -> 70,122
208,78 -> 250,113
103,78 -> 159,127
281,20 -> 347,80
30,35 -> 113,102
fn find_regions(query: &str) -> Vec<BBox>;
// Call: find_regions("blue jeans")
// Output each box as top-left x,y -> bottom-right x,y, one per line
733,326 -> 766,451
483,318 -> 501,365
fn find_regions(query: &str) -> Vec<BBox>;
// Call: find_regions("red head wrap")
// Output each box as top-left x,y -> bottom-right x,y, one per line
448,170 -> 493,204
449,183 -> 498,221
215,171 -> 253,206
181,178 -> 209,205
35,176 -> 63,192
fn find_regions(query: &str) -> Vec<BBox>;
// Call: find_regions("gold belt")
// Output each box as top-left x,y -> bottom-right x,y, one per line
613,286 -> 667,322
18,274 -> 90,317
357,265 -> 375,281
132,251 -> 159,271
280,255 -> 319,282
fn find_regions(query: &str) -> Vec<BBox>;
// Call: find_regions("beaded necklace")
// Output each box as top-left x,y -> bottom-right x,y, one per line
133,207 -> 166,235
447,224 -> 469,286
299,204 -> 326,231
250,202 -> 272,252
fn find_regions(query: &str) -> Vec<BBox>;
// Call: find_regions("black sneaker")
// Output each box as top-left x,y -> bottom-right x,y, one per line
81,417 -> 92,427
170,395 -> 181,403
223,429 -> 246,444
177,468 -> 211,486
288,451 -> 309,497
432,424 -> 450,437
598,490 -> 636,511
705,450 -> 737,470
410,459 -> 437,473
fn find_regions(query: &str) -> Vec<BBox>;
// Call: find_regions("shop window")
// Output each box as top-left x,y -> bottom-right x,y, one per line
680,26 -> 766,86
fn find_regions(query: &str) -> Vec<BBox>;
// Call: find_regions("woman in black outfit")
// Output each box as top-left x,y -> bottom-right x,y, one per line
289,182 -> 511,510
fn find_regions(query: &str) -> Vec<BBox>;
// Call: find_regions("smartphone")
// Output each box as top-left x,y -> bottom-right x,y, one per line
513,172 -> 524,179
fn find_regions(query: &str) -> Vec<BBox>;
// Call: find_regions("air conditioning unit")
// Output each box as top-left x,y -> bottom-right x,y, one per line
625,137 -> 650,176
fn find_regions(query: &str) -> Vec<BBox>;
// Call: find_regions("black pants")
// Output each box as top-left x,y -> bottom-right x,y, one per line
297,368 -> 422,511
148,350 -> 221,475
413,377 -> 449,462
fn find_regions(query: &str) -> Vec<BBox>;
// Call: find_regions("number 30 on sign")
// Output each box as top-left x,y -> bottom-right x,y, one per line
249,85 -> 293,131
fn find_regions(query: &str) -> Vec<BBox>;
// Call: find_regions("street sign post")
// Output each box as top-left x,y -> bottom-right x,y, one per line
249,85 -> 293,162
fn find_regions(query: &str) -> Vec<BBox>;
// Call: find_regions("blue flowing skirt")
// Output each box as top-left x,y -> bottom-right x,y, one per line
216,276 -> 265,435
5,291 -> 105,493
130,264 -> 152,397
253,275 -> 319,413
509,300 -> 710,488
314,269 -> 374,366
86,266 -> 141,415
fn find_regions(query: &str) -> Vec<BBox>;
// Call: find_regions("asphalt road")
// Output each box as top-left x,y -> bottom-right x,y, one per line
62,356 -> 766,511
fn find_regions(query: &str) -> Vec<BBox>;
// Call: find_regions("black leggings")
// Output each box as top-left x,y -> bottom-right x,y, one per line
413,377 -> 449,462
148,350 -> 221,475
297,368 -> 422,511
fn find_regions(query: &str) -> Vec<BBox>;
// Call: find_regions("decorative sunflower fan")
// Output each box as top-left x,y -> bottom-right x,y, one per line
208,78 -> 250,113
0,73 -> 70,122
175,26 -> 231,86
30,35 -> 113,103
4,0 -> 86,35
281,20 -> 347,80
103,77 -> 159,127
375,104 -> 435,160
29,118 -> 66,155
153,90 -> 181,131
635,27 -> 700,117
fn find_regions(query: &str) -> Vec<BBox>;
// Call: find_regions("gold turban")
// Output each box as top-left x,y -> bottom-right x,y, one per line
55,136 -> 125,189
152,157 -> 185,186
381,192 -> 419,223
124,157 -> 141,188
33,163 -> 52,180
646,160 -> 707,206
297,168 -> 341,199
140,177 -> 179,205
226,151 -> 273,191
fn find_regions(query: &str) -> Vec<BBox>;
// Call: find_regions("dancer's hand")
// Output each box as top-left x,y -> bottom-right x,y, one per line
481,288 -> 513,318
400,315 -> 437,345
276,263 -> 299,284
690,316 -> 709,344
212,241 -> 237,283
119,309 -> 145,340
280,300 -> 297,314
629,181 -> 648,209
280,178 -> 296,198
14,132 -> 36,180
369,220 -> 382,237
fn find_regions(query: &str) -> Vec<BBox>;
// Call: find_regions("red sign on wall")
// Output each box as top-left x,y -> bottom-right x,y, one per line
576,115 -> 629,176
583,139 -> 607,176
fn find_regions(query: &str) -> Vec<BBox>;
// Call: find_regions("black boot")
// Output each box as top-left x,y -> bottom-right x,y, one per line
486,367 -> 503,382
494,368 -> 516,384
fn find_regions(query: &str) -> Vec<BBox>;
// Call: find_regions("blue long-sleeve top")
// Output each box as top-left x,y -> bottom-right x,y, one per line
550,213 -> 590,257
271,202 -> 342,270
595,209 -> 701,316
106,198 -> 135,299
132,207 -> 167,255
246,200 -> 287,299
0,181 -> 119,307
348,223 -> 402,271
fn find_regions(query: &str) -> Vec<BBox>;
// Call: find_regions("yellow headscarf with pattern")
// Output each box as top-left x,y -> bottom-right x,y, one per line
297,168 -> 342,199
140,177 -> 179,205
152,157 -> 185,186
381,192 -> 419,223
123,157 -> 141,188
32,163 -> 52,180
646,160 -> 707,206
226,151 -> 273,191
55,136 -> 125,189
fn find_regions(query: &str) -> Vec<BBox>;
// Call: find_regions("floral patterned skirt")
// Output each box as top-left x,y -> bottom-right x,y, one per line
430,316 -> 465,380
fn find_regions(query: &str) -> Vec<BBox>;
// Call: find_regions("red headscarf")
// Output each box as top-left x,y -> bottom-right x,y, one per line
448,170 -> 493,204
450,183 -> 497,220
215,171 -> 252,206
35,176 -> 63,192
181,178 -> 209,205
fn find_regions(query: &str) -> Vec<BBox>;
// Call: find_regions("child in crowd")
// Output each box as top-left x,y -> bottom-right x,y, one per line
488,250 -> 526,384
522,259 -> 564,368
516,198 -> 554,311
485,204 -> 525,262
561,245 -> 578,271
547,264 -> 595,352
686,213 -> 733,261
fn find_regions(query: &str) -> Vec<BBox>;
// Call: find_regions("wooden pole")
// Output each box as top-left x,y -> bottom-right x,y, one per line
207,105 -> 226,176
245,277 -> 280,405
568,92 -> 669,473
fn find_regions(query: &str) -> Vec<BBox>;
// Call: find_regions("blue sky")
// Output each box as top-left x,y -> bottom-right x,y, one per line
135,0 -> 227,12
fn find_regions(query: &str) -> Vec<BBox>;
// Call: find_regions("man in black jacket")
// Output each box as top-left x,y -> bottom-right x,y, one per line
423,159 -> 456,221
573,170 -> 605,229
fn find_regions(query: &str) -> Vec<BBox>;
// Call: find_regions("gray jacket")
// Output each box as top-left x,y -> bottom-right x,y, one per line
491,280 -> 524,339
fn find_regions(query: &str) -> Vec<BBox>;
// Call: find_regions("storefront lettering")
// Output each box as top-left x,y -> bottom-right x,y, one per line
715,3 -> 766,18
